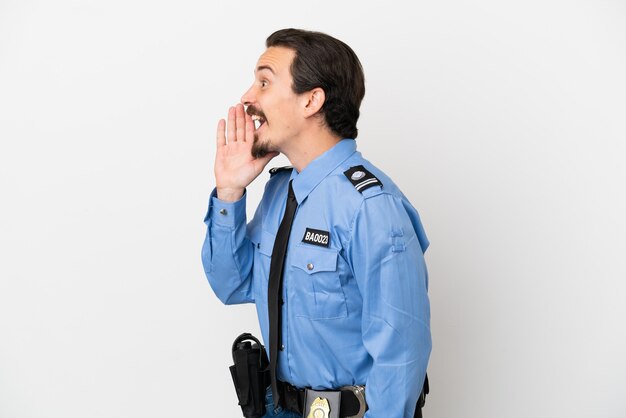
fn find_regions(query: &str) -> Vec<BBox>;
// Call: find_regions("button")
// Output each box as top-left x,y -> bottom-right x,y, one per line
219,208 -> 228,216
280,344 -> 285,351
306,263 -> 314,271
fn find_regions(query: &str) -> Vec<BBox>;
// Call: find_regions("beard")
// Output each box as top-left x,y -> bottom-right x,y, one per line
251,133 -> 273,158
246,105 -> 273,158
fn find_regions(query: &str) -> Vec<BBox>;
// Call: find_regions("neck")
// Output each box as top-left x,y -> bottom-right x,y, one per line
282,129 -> 342,172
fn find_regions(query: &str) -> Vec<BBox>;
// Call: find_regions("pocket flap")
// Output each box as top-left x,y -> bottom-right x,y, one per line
246,224 -> 262,245
291,245 -> 338,274
247,227 -> 276,257
259,230 -> 276,256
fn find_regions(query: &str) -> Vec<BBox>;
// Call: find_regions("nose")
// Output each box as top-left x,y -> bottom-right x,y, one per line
240,84 -> 255,106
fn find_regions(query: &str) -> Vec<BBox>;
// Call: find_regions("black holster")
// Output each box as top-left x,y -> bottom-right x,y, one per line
229,333 -> 270,418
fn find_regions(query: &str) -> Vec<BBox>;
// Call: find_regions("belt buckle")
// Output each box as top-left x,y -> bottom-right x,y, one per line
340,385 -> 366,418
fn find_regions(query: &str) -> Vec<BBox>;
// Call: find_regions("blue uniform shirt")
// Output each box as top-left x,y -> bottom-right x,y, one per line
202,139 -> 431,418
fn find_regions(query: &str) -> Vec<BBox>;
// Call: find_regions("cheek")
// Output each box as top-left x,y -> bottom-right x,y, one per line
265,94 -> 301,130
276,103 -> 300,126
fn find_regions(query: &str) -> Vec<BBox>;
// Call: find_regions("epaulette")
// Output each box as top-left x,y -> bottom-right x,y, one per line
269,166 -> 294,176
343,165 -> 383,193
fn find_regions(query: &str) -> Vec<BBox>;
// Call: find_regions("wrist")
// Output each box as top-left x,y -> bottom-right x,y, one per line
216,187 -> 244,202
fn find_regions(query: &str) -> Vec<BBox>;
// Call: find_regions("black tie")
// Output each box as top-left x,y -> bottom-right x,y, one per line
268,180 -> 298,407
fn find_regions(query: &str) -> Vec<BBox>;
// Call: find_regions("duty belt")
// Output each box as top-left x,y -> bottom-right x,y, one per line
277,377 -> 428,418
277,381 -> 366,418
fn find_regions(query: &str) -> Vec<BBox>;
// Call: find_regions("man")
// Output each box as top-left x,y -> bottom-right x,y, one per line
202,29 -> 431,418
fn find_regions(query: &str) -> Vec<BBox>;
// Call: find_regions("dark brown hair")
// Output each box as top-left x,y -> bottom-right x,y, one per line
266,28 -> 365,139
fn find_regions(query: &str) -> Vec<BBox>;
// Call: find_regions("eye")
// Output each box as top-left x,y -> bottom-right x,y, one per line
260,79 -> 268,88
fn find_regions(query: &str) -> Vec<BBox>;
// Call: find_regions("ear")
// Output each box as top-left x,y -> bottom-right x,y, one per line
302,88 -> 326,118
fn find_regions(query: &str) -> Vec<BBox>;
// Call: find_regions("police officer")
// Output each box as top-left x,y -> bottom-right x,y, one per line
202,29 -> 431,418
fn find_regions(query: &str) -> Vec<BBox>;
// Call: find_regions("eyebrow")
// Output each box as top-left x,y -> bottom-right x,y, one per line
255,65 -> 275,74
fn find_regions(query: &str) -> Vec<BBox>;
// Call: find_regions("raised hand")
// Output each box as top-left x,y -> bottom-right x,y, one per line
214,104 -> 278,202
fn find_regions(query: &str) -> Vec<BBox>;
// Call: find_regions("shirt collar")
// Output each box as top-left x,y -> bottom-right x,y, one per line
289,138 -> 357,204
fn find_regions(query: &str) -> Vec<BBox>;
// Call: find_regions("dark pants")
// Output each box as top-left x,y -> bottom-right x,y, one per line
262,387 -> 300,418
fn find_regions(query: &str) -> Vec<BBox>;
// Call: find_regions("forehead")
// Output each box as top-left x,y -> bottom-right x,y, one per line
255,46 -> 295,76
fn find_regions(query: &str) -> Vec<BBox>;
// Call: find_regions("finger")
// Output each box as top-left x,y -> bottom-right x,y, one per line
235,104 -> 246,142
216,119 -> 226,147
245,113 -> 255,143
226,106 -> 236,142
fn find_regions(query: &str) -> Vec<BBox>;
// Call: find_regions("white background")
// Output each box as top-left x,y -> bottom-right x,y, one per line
1,1 -> 625,417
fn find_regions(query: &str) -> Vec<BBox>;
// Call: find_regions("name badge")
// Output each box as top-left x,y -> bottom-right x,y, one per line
302,228 -> 330,248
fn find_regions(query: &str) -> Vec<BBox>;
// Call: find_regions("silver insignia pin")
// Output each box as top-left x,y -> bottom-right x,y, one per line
351,171 -> 365,180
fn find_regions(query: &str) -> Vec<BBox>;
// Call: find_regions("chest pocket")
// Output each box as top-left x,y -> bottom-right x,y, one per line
248,228 -> 275,304
289,244 -> 347,320
257,230 -> 275,257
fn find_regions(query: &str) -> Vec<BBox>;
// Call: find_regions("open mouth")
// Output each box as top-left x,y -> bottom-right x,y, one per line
250,114 -> 266,131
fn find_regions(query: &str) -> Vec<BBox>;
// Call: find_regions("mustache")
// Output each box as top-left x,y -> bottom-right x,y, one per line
246,105 -> 266,120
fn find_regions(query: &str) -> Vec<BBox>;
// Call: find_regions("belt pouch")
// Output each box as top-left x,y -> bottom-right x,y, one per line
229,333 -> 269,418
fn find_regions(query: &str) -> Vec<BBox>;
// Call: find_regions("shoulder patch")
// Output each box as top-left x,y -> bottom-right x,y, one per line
269,166 -> 293,176
343,165 -> 382,193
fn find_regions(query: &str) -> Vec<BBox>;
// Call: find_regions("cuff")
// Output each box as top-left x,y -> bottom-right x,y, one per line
205,188 -> 247,228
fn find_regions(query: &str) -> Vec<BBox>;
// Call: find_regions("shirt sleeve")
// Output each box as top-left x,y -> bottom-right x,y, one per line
201,188 -> 255,305
346,192 -> 431,418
